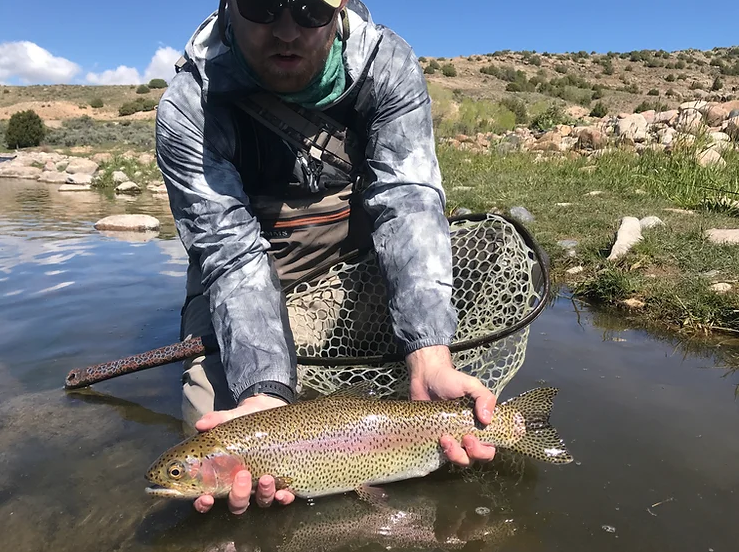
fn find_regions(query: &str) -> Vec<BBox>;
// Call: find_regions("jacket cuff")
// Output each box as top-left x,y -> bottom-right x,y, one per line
402,336 -> 453,356
236,380 -> 296,406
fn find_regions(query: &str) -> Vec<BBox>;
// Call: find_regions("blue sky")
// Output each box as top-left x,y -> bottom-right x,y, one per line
1,0 -> 738,85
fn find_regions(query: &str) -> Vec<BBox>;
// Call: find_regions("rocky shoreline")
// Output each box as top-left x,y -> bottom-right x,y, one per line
442,100 -> 739,165
0,149 -> 167,195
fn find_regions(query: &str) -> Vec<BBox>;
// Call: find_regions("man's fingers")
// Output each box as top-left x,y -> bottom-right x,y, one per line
228,470 -> 252,515
194,494 -> 215,513
461,435 -> 496,463
275,490 -> 296,505
255,475 -> 276,508
463,377 -> 496,426
195,410 -> 232,432
440,435 -> 472,467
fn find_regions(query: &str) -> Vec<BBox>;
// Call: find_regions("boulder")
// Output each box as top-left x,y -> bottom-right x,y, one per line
697,149 -> 726,168
38,171 -> 69,183
115,182 -> 141,194
91,153 -> 113,163
654,110 -> 679,124
93,214 -> 160,232
0,165 -> 42,179
66,173 -> 93,185
706,229 -> 739,244
608,217 -> 643,261
675,109 -> 704,134
726,116 -> 739,140
705,104 -> 730,126
577,127 -> 607,150
65,158 -> 99,175
138,153 -> 156,165
616,114 -> 648,143
112,171 -> 129,184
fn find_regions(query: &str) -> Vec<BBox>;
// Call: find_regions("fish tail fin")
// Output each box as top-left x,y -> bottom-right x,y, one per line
500,387 -> 574,465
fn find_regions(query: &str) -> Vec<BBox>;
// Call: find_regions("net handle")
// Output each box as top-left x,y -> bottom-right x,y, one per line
285,212 -> 551,367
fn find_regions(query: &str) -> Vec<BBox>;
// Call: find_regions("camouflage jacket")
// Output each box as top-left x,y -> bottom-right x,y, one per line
155,0 -> 457,405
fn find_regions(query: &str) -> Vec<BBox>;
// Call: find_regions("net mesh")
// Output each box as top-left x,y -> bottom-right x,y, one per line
285,214 -> 544,400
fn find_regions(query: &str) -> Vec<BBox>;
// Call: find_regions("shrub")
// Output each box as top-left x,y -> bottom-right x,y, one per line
423,65 -> 436,75
590,101 -> 608,118
499,97 -> 529,125
666,73 -> 676,82
136,84 -> 150,94
418,57 -> 427,63
119,97 -> 158,116
429,59 -> 441,70
148,78 -> 168,89
712,76 -> 724,91
648,88 -> 660,96
441,64 -> 457,77
529,105 -> 570,132
5,109 -> 46,148
89,98 -> 104,108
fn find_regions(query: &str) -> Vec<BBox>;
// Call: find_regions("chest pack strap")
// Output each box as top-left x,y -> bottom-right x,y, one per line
234,93 -> 355,174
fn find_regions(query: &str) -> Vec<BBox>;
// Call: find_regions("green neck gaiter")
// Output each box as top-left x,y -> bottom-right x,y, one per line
228,26 -> 346,109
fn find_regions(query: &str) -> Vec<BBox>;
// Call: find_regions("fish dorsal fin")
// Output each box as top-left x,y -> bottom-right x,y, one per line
323,381 -> 378,400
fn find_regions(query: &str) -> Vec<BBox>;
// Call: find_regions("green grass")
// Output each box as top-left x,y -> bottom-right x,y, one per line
93,154 -> 161,188
437,143 -> 739,335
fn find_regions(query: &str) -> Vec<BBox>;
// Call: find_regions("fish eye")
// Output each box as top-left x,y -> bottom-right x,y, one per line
168,461 -> 185,479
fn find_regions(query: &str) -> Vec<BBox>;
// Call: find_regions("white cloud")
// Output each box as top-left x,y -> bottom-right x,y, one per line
85,46 -> 182,85
143,46 -> 182,83
0,41 -> 81,84
85,65 -> 142,85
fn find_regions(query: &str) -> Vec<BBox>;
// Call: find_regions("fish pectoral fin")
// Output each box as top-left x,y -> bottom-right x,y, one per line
273,476 -> 294,491
355,484 -> 388,505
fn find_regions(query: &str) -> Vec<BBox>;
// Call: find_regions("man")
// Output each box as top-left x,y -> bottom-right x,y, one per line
156,0 -> 497,515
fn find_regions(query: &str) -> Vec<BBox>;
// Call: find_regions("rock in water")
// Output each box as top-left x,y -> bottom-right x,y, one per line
94,214 -> 160,232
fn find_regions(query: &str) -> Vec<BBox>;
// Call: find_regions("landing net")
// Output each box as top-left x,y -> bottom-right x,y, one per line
284,213 -> 548,400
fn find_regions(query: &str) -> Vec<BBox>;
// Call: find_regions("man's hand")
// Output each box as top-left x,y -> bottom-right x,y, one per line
192,394 -> 296,515
407,345 -> 497,467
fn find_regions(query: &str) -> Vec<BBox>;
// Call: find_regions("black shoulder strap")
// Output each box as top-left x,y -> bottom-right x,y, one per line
233,33 -> 383,176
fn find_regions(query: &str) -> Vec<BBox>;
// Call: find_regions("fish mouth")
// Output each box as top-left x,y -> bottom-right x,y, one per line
145,485 -> 187,499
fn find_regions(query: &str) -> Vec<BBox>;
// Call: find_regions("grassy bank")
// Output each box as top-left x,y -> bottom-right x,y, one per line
437,142 -> 739,336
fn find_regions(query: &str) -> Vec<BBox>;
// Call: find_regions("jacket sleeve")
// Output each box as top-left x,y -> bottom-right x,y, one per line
361,37 -> 458,355
155,73 -> 297,404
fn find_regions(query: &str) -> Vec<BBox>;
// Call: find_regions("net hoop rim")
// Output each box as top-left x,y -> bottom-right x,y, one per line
283,212 -> 551,367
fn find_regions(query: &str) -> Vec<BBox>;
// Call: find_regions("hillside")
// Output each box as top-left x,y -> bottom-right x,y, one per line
421,46 -> 739,115
2,46 -> 739,129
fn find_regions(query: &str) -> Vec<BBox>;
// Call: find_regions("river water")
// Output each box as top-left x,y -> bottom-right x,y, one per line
0,177 -> 737,552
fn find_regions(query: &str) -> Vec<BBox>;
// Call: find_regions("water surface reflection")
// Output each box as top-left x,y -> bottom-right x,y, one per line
0,178 -> 737,552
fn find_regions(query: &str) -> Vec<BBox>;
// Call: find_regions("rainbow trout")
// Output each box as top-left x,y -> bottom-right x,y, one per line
145,384 -> 573,501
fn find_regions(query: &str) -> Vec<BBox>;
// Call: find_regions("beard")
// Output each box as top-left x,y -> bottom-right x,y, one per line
242,20 -> 337,93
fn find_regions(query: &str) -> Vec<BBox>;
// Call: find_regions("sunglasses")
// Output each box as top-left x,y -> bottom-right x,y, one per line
235,0 -> 338,28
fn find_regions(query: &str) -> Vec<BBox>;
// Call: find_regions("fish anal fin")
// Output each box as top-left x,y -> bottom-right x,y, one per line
355,484 -> 388,505
324,381 -> 378,400
273,476 -> 294,491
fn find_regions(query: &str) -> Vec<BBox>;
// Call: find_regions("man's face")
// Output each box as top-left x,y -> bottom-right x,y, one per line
229,1 -> 342,93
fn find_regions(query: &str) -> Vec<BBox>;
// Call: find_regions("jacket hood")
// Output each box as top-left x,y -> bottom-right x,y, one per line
181,0 -> 382,102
